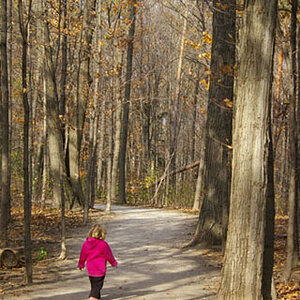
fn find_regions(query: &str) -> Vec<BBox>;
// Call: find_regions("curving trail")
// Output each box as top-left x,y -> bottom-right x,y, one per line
3,205 -> 220,300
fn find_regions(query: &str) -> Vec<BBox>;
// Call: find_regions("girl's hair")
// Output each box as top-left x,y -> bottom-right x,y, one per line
88,224 -> 107,240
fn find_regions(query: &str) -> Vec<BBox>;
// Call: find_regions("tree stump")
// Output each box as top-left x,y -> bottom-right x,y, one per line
0,248 -> 19,268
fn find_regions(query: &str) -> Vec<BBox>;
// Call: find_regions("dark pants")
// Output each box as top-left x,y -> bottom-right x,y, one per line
89,276 -> 105,299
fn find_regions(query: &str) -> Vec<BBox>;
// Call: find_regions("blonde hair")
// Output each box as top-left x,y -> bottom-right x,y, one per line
88,224 -> 107,240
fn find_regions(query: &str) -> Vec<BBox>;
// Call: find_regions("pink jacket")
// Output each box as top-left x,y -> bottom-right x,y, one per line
78,237 -> 118,277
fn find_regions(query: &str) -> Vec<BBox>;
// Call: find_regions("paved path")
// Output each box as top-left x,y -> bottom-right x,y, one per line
3,206 -> 220,300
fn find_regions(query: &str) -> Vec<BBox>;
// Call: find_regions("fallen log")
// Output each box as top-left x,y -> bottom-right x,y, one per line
0,248 -> 20,268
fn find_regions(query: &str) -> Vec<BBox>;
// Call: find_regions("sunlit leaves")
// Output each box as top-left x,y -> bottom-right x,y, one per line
202,31 -> 212,44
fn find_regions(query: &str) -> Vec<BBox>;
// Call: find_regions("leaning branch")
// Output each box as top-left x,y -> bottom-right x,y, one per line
149,160 -> 200,189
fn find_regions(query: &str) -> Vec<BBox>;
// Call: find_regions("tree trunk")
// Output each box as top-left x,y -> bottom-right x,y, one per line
119,0 -> 137,204
7,0 -> 12,220
44,5 -> 62,209
195,0 -> 235,245
0,0 -> 10,248
192,143 -> 205,211
90,114 -> 98,208
284,0 -> 299,282
41,61 -> 48,206
58,0 -> 68,260
18,0 -> 33,284
169,9 -> 187,192
111,52 -> 123,205
86,0 -> 102,212
217,0 -> 277,298
106,91 -> 113,212
69,0 -> 95,209
97,100 -> 106,193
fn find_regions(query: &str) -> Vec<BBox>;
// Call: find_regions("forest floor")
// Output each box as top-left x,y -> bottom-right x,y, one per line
0,204 -> 299,299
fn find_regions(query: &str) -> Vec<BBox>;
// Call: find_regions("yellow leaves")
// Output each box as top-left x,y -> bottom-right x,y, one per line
184,38 -> 202,49
202,32 -> 212,45
203,52 -> 211,60
198,51 -> 211,61
224,98 -> 233,108
200,79 -> 210,91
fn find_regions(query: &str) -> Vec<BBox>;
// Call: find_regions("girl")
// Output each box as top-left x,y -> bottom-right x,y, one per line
78,224 -> 118,300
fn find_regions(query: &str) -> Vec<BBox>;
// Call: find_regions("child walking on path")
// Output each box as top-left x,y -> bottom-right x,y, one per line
78,224 -> 118,300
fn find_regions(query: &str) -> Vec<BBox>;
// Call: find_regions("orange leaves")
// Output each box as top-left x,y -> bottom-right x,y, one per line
216,2 -> 229,10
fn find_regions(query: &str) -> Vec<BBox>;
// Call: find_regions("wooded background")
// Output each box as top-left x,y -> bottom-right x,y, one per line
0,0 -> 299,298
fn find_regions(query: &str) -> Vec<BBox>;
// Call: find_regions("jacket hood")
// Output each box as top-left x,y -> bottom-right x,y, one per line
85,237 -> 102,250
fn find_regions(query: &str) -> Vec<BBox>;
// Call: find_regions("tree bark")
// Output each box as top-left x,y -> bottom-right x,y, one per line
69,0 -> 95,209
169,9 -> 187,191
0,0 -> 10,248
284,0 -> 299,282
44,3 -> 63,209
119,0 -> 137,204
111,61 -> 123,205
195,0 -> 235,245
217,0 -> 277,298
192,143 -> 206,211
105,88 -> 113,212
18,0 -> 33,284
58,0 -> 68,260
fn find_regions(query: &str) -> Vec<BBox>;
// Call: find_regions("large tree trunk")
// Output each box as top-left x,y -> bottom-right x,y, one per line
119,0 -> 137,204
0,0 -> 10,248
217,0 -> 277,298
194,0 -> 235,246
284,0 -> 299,282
